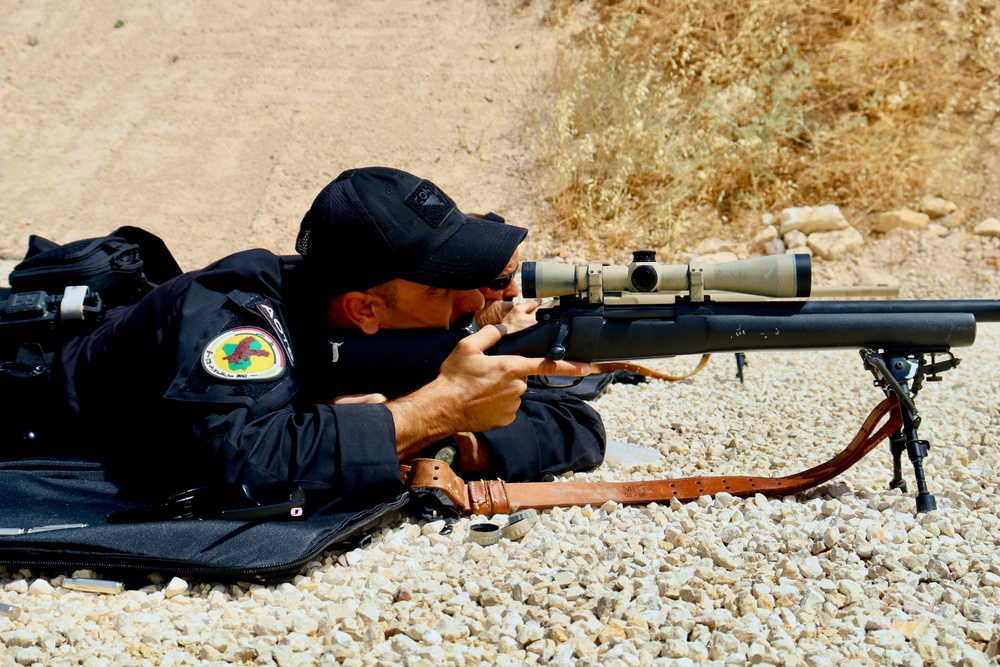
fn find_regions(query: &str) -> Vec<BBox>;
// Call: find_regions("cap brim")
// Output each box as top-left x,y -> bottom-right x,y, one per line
402,217 -> 528,290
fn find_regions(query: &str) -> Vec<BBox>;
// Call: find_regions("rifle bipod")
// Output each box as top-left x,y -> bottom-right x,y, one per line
860,348 -> 961,513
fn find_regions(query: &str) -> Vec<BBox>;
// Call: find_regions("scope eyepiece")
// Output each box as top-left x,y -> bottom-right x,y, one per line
521,262 -> 538,298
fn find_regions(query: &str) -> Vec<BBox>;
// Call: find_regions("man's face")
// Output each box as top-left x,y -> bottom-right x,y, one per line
372,279 -> 485,330
478,248 -> 520,302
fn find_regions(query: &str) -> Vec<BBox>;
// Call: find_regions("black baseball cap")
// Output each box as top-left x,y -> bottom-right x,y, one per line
296,167 -> 527,293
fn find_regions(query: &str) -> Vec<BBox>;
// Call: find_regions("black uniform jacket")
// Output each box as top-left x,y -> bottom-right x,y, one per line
56,250 -> 605,506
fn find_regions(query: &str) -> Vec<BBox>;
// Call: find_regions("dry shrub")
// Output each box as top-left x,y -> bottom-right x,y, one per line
531,0 -> 1000,256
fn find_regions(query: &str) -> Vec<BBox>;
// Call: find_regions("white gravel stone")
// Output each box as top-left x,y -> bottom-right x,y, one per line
163,577 -> 188,599
27,579 -> 54,596
779,205 -> 849,235
973,217 -> 1000,237
874,209 -> 930,232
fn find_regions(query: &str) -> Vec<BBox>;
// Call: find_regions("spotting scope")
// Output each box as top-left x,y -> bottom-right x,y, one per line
522,251 -> 812,301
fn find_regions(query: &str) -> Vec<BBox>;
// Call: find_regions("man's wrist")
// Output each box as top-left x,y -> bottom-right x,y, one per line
386,382 -> 457,460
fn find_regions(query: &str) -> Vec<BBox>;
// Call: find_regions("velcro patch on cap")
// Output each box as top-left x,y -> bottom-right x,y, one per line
404,180 -> 456,228
202,327 -> 286,381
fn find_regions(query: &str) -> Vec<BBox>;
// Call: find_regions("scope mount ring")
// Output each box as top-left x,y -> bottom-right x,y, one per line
688,262 -> 705,302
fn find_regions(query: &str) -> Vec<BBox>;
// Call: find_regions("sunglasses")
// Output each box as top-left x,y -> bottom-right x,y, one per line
107,482 -> 307,523
486,271 -> 516,292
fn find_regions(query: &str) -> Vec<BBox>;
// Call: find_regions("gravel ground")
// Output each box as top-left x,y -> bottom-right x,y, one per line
2,231 -> 1000,666
4,1 -> 1000,663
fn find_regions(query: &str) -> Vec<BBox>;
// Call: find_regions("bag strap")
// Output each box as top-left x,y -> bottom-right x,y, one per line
402,396 -> 901,515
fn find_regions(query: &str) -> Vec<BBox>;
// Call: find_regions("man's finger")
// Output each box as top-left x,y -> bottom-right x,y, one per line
536,358 -> 591,377
501,356 -> 591,378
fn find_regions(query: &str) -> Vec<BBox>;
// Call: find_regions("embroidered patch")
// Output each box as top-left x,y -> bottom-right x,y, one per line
255,299 -> 295,366
202,327 -> 286,381
404,179 -> 455,228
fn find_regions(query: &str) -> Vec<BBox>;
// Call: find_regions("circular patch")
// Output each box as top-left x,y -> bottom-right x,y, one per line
202,327 -> 286,381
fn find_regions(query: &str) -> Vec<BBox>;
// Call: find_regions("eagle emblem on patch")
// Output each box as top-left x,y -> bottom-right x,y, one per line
202,327 -> 286,381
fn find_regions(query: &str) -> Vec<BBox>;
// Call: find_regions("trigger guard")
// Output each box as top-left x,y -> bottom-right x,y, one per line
537,375 -> 585,389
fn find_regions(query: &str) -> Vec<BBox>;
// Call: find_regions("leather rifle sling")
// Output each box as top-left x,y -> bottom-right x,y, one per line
403,396 -> 902,516
591,354 -> 711,382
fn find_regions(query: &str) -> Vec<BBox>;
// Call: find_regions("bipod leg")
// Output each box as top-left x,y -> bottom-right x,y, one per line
860,348 -> 939,514
887,430 -> 908,493
894,399 -> 936,513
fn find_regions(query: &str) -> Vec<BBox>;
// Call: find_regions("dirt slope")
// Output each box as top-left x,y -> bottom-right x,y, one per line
1,0 -> 576,272
3,1 -> 998,294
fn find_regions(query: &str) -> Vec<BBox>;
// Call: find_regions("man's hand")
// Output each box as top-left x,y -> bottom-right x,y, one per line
500,299 -> 542,332
330,393 -> 388,405
387,324 -> 590,460
473,300 -> 509,329
474,298 -> 542,332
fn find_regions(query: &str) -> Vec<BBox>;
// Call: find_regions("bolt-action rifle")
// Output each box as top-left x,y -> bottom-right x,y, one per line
305,252 -> 1000,513
489,251 -> 1000,512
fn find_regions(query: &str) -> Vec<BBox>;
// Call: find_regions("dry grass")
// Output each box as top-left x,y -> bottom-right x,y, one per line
530,0 -> 1000,256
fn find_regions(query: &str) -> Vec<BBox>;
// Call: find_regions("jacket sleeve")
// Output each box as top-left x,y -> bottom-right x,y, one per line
188,399 -> 406,501
474,388 -> 607,482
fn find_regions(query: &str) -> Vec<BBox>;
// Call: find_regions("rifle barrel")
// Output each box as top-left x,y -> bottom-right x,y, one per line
606,299 -> 1000,323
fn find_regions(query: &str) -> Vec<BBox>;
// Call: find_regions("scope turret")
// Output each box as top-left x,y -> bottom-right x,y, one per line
522,253 -> 811,301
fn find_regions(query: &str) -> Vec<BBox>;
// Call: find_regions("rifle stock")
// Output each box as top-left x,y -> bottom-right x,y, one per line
490,298 -> 991,361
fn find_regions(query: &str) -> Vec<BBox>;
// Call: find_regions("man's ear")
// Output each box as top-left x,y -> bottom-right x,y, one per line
327,292 -> 382,334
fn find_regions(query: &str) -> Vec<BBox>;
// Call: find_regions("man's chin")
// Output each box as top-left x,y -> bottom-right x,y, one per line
450,312 -> 476,331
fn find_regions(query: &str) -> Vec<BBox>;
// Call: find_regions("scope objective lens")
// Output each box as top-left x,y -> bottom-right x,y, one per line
630,265 -> 659,292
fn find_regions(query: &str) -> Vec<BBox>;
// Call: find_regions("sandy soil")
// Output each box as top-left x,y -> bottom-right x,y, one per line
1,0 -> 582,275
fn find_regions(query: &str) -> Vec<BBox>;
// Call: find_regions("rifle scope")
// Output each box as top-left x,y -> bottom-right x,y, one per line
522,252 -> 811,300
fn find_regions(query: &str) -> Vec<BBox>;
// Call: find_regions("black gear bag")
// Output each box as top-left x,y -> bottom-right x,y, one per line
1,226 -> 178,451
1,228 -> 407,584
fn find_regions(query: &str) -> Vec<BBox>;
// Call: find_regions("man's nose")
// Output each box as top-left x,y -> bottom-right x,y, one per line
458,289 -> 486,312
503,280 -> 520,299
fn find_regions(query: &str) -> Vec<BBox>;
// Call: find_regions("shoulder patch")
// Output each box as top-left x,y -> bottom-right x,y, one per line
255,299 -> 295,366
202,327 -> 286,381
